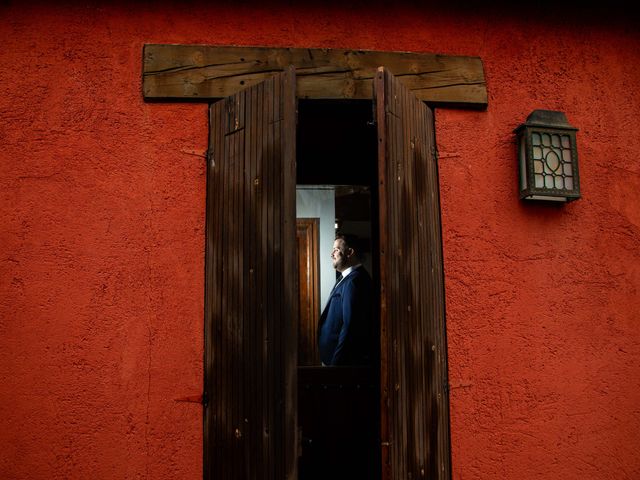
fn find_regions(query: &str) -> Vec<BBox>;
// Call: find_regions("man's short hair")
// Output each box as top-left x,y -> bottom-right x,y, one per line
335,233 -> 367,259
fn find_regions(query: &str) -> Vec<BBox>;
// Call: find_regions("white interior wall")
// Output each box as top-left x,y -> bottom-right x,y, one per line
296,187 -> 336,312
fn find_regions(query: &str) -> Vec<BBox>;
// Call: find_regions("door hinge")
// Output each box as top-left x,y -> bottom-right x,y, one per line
202,390 -> 209,408
206,149 -> 215,167
174,392 -> 207,406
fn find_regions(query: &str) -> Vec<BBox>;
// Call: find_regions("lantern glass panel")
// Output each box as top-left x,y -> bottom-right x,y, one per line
527,128 -> 576,194
565,177 -> 574,190
544,175 -> 554,188
546,150 -> 560,172
534,160 -> 543,173
533,146 -> 543,159
554,176 -> 564,189
532,132 -> 541,145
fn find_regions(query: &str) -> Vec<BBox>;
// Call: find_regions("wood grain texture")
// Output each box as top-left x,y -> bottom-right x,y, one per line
376,67 -> 451,480
143,44 -> 487,108
296,218 -> 321,366
204,67 -> 298,480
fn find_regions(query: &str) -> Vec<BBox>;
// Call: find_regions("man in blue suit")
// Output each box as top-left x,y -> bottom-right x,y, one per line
318,234 -> 374,366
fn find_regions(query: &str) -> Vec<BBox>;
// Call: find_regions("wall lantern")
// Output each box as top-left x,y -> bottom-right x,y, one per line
515,110 -> 580,202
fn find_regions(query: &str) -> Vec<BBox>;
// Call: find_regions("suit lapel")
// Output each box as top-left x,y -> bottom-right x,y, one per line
319,267 -> 361,325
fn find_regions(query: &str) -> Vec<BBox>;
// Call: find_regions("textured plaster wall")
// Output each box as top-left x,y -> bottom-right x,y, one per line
1,2 -> 639,479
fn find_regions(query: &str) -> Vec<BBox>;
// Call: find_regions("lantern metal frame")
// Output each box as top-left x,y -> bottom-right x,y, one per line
515,110 -> 581,202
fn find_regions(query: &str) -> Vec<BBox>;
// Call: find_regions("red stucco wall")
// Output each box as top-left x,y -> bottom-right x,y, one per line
1,2 -> 639,479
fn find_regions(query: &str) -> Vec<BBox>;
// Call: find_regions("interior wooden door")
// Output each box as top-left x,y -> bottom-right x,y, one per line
296,218 -> 320,366
204,67 -> 298,480
375,67 -> 451,480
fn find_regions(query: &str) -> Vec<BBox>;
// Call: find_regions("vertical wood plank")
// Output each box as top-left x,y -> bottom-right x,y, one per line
245,81 -> 256,480
374,67 -> 391,480
282,66 -> 298,480
376,67 -> 451,480
204,68 -> 297,480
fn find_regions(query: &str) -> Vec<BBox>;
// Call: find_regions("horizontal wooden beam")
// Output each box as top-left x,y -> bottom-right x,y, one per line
143,44 -> 487,109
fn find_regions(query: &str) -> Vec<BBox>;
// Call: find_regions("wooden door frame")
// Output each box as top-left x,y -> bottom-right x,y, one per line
142,44 -> 487,109
143,44 -> 478,480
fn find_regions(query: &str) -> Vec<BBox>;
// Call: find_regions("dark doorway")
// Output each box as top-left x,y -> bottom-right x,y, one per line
297,100 -> 377,186
296,100 -> 381,480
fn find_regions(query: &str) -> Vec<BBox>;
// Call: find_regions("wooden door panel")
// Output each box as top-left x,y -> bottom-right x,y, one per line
375,67 -> 451,480
205,67 -> 297,480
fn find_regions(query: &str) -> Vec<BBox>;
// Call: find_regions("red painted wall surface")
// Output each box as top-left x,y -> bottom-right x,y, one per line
1,2 -> 639,479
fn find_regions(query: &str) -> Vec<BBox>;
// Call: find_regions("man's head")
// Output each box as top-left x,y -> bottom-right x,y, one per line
331,233 -> 362,273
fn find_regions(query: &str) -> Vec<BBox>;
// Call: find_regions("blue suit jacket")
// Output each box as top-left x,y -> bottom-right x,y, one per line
318,266 -> 374,366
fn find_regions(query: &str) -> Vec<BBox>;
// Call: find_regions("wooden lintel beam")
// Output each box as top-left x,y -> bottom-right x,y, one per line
143,44 -> 487,109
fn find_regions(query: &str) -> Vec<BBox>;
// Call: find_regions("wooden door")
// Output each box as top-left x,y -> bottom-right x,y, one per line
204,67 -> 298,480
296,218 -> 320,366
375,67 -> 451,480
